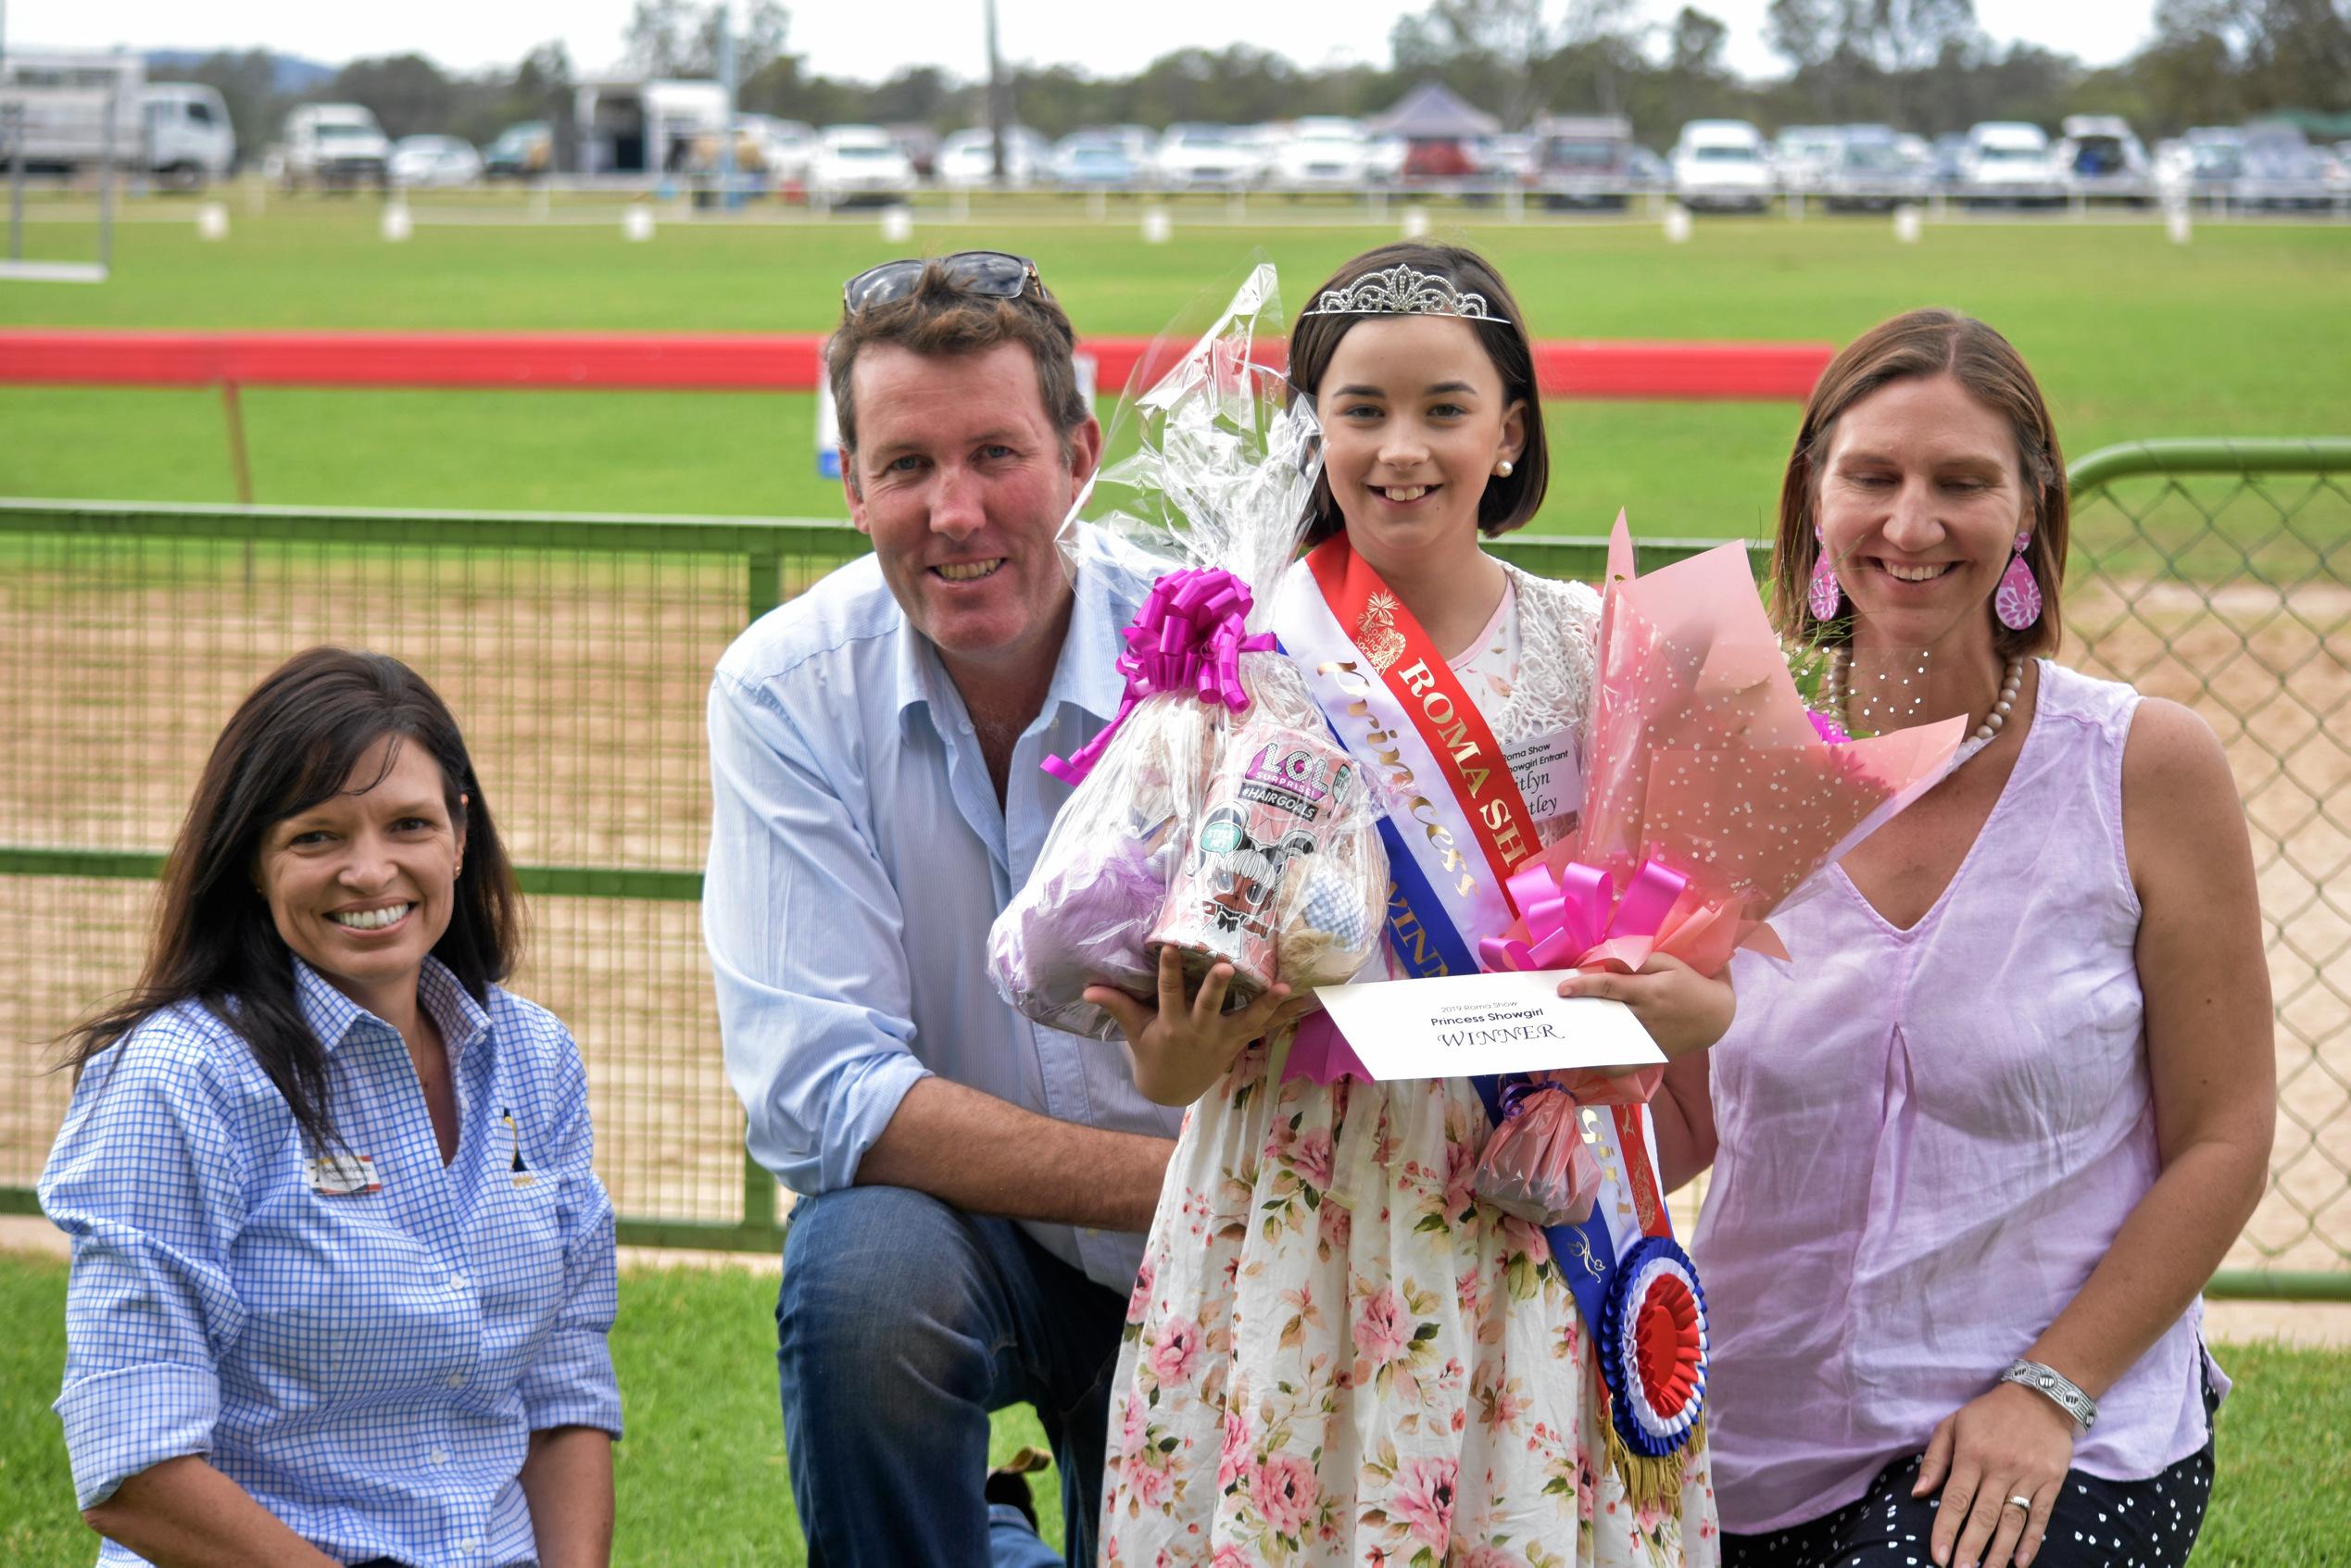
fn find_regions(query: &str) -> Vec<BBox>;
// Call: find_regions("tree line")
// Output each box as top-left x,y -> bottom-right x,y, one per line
170,0 -> 2351,159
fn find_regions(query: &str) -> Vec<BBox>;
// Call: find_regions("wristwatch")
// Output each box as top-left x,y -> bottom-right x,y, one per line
2000,1359 -> 2098,1431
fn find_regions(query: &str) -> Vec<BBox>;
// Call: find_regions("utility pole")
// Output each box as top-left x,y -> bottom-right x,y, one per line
984,0 -> 1007,186
716,0 -> 739,208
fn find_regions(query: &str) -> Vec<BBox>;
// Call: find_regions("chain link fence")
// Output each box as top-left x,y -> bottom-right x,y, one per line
2057,442 -> 2351,1296
2,444 -> 2345,1293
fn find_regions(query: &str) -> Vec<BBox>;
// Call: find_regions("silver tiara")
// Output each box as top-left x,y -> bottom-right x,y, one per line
1295,263 -> 1509,324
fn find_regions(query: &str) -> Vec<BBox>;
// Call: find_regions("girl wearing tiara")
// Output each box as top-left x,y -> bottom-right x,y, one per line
1094,244 -> 1727,1564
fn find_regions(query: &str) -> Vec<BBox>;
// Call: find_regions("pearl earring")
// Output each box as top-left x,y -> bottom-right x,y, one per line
1494,458 -> 1514,479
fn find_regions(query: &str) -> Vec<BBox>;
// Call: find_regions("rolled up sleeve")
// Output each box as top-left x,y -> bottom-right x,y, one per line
517,1036 -> 622,1438
39,1028 -> 250,1509
705,667 -> 933,1197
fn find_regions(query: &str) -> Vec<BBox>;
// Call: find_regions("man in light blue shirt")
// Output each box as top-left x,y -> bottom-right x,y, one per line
705,253 -> 1181,1568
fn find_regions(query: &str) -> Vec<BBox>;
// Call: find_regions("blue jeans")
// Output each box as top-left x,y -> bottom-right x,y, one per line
774,1185 -> 1128,1568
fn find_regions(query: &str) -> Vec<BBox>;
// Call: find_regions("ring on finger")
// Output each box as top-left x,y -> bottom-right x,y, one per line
2004,1493 -> 2032,1512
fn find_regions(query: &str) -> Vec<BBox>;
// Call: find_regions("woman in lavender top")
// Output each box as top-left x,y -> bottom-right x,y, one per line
1651,310 -> 2274,1568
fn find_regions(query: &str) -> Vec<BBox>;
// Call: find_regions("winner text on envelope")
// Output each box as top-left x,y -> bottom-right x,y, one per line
1313,970 -> 1666,1082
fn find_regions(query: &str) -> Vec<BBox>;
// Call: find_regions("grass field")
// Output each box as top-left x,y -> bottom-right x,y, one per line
2,202 -> 2346,534
2,1250 -> 2345,1567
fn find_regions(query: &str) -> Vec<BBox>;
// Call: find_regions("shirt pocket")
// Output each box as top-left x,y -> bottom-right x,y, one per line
476,1170 -> 569,1344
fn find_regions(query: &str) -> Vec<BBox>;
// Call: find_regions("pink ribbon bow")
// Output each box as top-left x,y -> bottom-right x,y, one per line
1477,857 -> 1701,978
1042,567 -> 1277,786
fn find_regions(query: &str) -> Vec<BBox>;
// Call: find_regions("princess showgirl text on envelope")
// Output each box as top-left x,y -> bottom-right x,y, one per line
1313,969 -> 1666,1081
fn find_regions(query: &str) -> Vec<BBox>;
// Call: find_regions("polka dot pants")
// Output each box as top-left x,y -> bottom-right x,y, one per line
1721,1444 -> 2214,1568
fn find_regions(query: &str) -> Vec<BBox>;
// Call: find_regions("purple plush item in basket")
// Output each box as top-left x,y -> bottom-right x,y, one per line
988,821 -> 1176,1040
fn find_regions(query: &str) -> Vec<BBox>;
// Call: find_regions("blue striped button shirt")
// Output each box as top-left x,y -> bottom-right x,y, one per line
706,530 -> 1187,1293
41,956 -> 622,1568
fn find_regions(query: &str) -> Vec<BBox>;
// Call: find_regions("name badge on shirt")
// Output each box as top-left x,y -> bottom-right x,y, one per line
1503,729 -> 1582,823
307,1152 -> 380,1196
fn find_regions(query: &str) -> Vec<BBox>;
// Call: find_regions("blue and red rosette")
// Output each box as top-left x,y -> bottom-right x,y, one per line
1597,1235 -> 1711,1458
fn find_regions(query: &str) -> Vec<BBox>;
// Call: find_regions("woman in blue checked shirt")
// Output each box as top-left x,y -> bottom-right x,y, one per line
42,647 -> 621,1568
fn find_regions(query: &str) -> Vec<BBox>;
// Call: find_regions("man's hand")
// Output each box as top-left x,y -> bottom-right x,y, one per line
1087,947 -> 1315,1108
1553,954 -> 1735,1060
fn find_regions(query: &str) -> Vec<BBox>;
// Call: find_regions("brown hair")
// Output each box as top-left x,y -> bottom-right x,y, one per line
1772,307 -> 2067,659
1285,242 -> 1549,546
56,648 -> 522,1156
827,259 -> 1089,482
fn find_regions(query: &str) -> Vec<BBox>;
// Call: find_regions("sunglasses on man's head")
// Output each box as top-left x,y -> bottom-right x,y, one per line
841,250 -> 1046,314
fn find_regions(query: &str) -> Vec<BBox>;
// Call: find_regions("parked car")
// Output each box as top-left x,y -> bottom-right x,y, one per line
1821,128 -> 1927,210
1475,132 -> 1537,182
388,134 -> 483,188
1050,130 -> 1139,186
2055,115 -> 2151,203
1772,124 -> 1844,194
1957,120 -> 2063,206
811,124 -> 915,204
279,103 -> 391,191
937,126 -> 1050,188
1402,135 -> 1482,182
2238,122 -> 2333,208
1266,118 -> 1372,190
1671,119 -> 1772,211
1154,122 -> 1263,188
1528,114 -> 1636,209
483,120 -> 552,179
2155,127 -> 2244,203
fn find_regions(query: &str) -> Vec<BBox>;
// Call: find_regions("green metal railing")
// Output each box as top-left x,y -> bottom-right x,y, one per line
3,438 -> 2345,1294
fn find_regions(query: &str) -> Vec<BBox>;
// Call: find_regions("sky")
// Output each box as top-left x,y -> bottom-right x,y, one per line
10,0 -> 2161,86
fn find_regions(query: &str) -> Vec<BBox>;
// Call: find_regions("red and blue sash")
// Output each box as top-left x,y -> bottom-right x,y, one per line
1276,535 -> 1706,1473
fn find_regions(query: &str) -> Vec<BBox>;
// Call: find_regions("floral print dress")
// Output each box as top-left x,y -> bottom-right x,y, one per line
1100,571 -> 1729,1561
1101,568 -> 1720,1567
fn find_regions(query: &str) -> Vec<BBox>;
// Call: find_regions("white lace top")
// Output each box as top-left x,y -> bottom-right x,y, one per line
1448,560 -> 1603,845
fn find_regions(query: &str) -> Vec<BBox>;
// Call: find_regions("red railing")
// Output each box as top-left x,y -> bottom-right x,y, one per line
0,329 -> 1834,505
0,330 -> 1834,402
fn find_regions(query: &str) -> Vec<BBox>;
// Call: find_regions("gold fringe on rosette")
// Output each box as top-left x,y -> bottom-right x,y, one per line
1603,1410 -> 1707,1518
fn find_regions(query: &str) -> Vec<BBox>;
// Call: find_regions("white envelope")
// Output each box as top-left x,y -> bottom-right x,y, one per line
1313,969 -> 1666,1082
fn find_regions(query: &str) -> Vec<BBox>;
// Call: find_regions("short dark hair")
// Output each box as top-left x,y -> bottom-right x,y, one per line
827,259 -> 1089,479
1772,307 -> 2067,659
1285,242 -> 1550,546
56,647 -> 522,1156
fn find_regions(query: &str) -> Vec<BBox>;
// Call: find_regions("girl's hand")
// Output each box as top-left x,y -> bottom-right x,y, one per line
1554,954 -> 1734,1059
1087,948 -> 1316,1107
1913,1382 -> 2077,1568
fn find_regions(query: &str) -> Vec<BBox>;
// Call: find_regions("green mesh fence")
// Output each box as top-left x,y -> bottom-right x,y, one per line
2,445 -> 2345,1295
2059,442 -> 2351,1300
0,501 -> 854,1250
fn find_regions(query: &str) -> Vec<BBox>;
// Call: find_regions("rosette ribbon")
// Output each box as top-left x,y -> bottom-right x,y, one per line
1598,1235 -> 1710,1465
1042,567 -> 1277,786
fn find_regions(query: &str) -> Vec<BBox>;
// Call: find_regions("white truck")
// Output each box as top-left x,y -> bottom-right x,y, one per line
277,103 -> 392,191
0,49 -> 235,186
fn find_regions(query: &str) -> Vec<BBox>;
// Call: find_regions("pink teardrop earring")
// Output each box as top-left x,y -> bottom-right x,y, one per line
1994,532 -> 2043,631
1806,531 -> 1843,621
